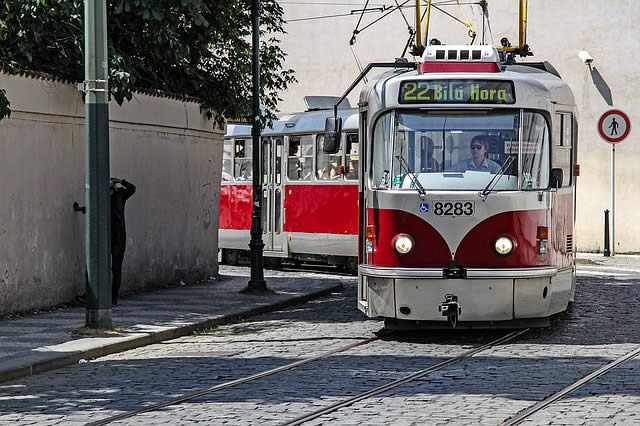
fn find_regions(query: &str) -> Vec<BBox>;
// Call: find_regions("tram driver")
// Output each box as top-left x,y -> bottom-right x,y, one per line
452,135 -> 501,174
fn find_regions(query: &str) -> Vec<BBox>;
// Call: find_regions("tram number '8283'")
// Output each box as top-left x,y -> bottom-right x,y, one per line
434,201 -> 474,216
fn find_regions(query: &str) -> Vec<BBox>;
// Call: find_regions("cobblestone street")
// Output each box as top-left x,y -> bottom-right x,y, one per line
1,262 -> 640,425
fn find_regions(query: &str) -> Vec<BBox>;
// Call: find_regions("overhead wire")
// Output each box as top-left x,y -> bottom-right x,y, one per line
349,0 -> 372,81
286,1 -> 483,24
358,0 -> 412,32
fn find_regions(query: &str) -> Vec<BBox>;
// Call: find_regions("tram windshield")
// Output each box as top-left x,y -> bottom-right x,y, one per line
371,110 -> 549,191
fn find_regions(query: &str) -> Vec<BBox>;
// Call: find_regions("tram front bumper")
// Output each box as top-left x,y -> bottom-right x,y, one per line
359,265 -> 558,322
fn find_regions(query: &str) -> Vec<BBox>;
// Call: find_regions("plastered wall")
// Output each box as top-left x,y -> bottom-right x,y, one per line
0,73 -> 223,315
278,0 -> 639,252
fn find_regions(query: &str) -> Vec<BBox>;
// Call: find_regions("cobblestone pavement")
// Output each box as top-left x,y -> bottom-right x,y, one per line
1,262 -> 639,425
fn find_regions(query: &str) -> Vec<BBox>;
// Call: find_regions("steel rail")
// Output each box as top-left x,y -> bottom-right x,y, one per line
86,334 -> 384,426
501,345 -> 640,426
282,329 -> 529,426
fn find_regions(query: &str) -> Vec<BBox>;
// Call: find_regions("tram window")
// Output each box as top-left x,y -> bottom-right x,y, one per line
234,139 -> 252,181
222,139 -> 233,182
316,135 -> 343,181
374,111 -> 534,191
345,133 -> 359,180
275,138 -> 283,185
392,132 -> 442,183
371,112 -> 392,189
288,135 -> 313,181
520,112 -> 550,189
553,113 -> 573,186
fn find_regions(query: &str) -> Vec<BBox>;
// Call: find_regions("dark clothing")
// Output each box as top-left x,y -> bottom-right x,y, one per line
112,252 -> 124,304
111,179 -> 135,304
110,180 -> 136,257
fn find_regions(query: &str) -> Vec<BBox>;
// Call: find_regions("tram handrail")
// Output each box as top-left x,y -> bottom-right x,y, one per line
331,61 -> 417,125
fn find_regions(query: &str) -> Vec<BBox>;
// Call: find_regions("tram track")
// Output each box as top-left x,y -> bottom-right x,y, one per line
85,332 -> 385,426
281,329 -> 529,426
87,328 -> 529,426
500,345 -> 640,426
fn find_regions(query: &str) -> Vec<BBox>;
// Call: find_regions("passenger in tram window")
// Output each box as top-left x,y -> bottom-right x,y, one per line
453,135 -> 501,173
420,136 -> 441,172
329,162 -> 341,179
288,141 -> 304,180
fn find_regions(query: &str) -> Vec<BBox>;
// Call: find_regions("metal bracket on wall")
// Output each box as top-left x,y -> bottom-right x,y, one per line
77,79 -> 109,93
73,202 -> 86,214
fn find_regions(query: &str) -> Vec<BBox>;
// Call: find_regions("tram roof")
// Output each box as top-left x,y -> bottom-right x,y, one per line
361,61 -> 575,111
226,108 -> 359,138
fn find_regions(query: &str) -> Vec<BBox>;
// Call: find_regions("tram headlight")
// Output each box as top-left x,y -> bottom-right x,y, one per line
393,234 -> 414,255
495,236 -> 514,256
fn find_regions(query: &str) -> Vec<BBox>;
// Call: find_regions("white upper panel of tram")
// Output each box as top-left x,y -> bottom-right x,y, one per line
226,107 -> 358,138
360,45 -> 575,111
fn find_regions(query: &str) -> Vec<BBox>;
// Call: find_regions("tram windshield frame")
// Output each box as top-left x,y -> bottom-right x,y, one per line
370,109 -> 550,191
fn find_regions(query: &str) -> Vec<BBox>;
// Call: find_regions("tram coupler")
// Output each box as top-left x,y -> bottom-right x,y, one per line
444,261 -> 467,279
439,294 -> 462,328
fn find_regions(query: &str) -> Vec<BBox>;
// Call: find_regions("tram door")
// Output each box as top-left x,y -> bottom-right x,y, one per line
261,137 -> 283,252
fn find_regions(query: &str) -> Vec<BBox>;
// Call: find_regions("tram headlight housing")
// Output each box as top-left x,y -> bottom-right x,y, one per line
495,236 -> 514,256
393,234 -> 414,255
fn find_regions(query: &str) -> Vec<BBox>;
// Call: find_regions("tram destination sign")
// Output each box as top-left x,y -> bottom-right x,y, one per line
398,79 -> 515,105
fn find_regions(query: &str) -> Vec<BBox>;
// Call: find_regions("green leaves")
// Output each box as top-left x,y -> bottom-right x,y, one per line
0,0 -> 295,126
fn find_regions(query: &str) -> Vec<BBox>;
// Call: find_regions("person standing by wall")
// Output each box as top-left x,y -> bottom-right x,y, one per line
110,177 -> 136,307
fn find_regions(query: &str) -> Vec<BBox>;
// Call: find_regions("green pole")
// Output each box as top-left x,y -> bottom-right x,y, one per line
84,0 -> 112,329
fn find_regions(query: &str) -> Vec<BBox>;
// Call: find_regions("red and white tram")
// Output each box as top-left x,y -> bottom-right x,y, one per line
337,45 -> 578,328
219,97 -> 360,272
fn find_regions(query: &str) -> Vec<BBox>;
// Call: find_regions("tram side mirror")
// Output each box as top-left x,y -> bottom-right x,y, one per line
551,168 -> 563,189
323,117 -> 342,154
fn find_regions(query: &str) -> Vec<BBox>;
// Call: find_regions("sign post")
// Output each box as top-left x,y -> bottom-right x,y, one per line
597,109 -> 631,256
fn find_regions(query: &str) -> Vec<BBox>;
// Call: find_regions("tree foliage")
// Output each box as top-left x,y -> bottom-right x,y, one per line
0,0 -> 296,126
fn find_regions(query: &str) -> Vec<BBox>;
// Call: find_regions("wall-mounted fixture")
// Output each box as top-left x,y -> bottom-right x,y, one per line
578,50 -> 593,65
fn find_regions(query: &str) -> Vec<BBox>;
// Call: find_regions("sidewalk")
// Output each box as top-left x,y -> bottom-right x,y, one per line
576,252 -> 640,271
1,254 -> 638,385
0,268 -> 343,384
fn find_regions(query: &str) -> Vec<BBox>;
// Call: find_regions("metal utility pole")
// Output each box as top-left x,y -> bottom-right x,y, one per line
84,0 -> 112,328
247,0 -> 267,291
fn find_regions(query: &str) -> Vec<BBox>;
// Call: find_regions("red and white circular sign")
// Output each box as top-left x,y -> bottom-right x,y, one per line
598,109 -> 631,144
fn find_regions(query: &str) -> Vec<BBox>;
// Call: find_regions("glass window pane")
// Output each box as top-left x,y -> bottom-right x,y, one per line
275,188 -> 281,234
275,138 -> 282,185
371,113 -> 392,188
345,133 -> 359,180
554,114 -> 563,146
520,112 -> 550,189
288,135 -> 313,181
390,111 -> 519,190
234,139 -> 252,181
222,139 -> 233,182
262,189 -> 268,231
262,139 -> 270,185
316,135 -> 343,180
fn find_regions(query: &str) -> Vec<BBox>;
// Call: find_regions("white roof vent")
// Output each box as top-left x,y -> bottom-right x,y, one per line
303,96 -> 351,111
421,45 -> 501,63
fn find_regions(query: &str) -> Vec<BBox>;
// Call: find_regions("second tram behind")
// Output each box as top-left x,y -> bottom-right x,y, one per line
219,97 -> 360,272
344,45 -> 578,328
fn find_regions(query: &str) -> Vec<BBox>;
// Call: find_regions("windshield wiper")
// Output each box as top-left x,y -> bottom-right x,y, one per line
395,155 -> 426,196
479,155 -> 516,200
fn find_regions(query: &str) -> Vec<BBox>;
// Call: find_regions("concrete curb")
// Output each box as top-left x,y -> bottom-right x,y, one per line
0,281 -> 343,384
